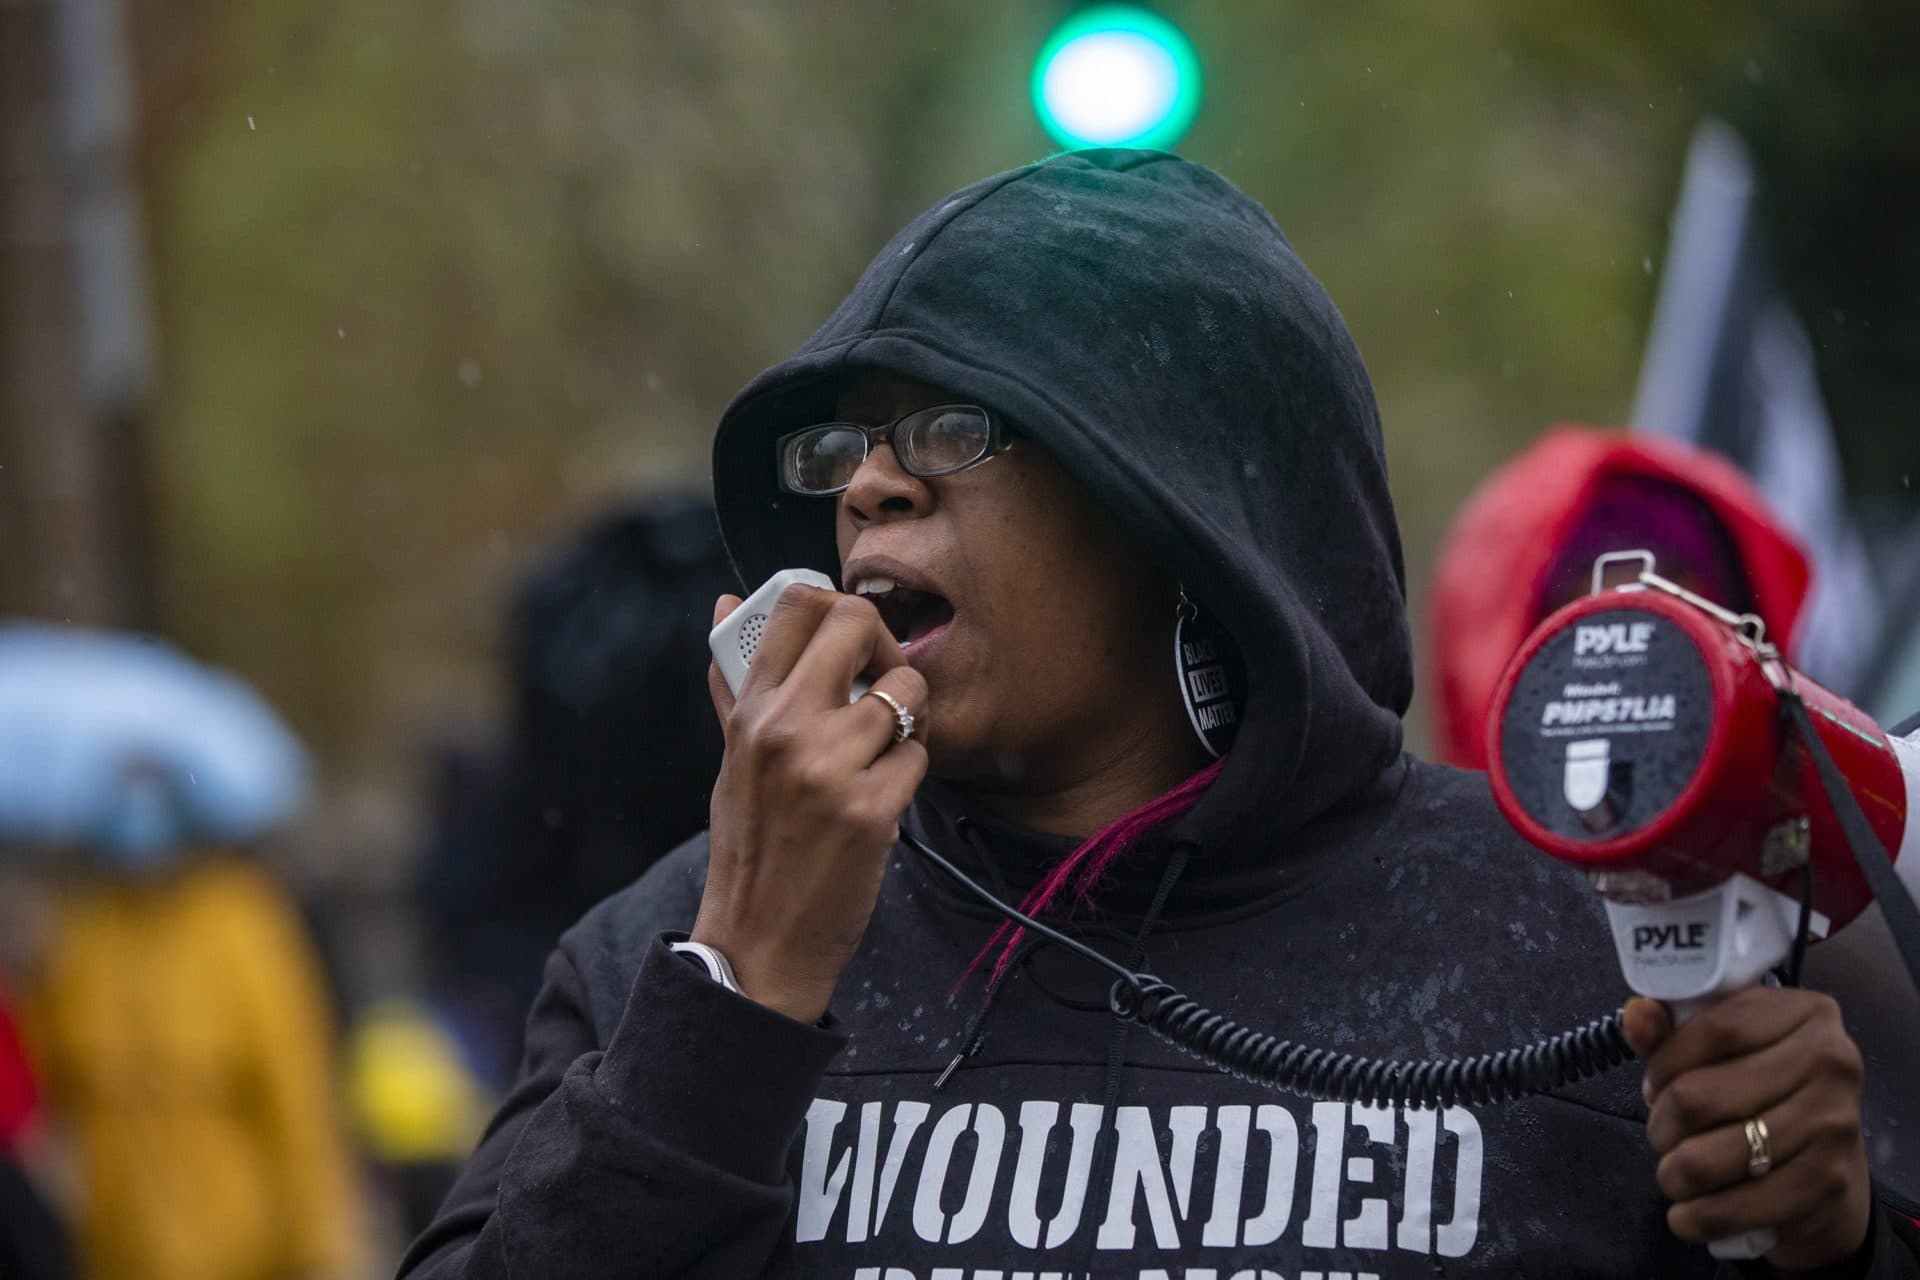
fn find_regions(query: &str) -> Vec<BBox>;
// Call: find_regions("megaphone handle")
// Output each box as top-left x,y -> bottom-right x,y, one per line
1607,876 -> 1809,1262
1708,1229 -> 1778,1261
1666,993 -> 1780,1261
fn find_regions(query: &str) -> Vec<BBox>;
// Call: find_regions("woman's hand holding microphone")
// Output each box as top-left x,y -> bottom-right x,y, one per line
692,585 -> 929,1025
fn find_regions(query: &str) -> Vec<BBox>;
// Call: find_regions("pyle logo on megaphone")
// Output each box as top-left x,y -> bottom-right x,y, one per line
1633,922 -> 1709,952
1574,621 -> 1655,657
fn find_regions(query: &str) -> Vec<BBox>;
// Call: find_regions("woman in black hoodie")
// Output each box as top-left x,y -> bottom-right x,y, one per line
402,150 -> 1914,1279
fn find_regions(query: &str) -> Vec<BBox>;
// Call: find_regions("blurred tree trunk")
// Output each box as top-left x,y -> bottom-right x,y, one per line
0,0 -> 175,630
0,0 -> 113,623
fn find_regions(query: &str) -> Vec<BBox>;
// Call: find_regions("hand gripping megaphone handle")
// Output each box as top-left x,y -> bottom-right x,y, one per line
1659,687 -> 1920,1262
1607,875 -> 1814,1259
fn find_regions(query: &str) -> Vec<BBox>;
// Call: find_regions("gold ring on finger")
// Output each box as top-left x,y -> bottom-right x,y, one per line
864,688 -> 915,744
1744,1116 -> 1773,1180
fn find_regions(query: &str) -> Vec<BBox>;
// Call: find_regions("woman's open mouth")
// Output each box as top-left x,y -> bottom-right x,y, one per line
844,555 -> 957,664
855,580 -> 955,648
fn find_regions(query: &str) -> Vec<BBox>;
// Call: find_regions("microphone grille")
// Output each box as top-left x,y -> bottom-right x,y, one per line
739,613 -> 767,664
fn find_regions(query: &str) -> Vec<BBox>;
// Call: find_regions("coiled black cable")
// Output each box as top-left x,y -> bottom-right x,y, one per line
903,828 -> 1635,1109
1114,976 -> 1631,1109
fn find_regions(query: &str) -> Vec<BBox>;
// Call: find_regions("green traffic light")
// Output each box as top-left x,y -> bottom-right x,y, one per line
1032,6 -> 1202,151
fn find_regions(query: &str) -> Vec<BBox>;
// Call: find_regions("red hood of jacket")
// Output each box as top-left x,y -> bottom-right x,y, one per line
1428,427 -> 1812,769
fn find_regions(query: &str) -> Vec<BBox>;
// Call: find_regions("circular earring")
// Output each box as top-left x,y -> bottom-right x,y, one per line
1174,587 -> 1246,758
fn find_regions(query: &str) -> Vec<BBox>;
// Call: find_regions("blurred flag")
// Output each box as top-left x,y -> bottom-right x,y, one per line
1632,120 -> 1885,696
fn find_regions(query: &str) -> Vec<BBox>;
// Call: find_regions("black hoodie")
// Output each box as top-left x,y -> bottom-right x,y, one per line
402,151 -> 1920,1279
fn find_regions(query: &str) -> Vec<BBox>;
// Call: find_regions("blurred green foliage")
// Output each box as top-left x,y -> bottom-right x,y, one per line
142,0 -> 1907,778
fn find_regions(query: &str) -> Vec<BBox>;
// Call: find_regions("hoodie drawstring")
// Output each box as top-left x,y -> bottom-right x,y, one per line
1071,840 -> 1192,1279
936,819 -> 1031,1090
935,932 -> 1045,1090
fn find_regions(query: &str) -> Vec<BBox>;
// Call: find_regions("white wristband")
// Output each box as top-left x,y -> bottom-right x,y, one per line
668,940 -> 745,995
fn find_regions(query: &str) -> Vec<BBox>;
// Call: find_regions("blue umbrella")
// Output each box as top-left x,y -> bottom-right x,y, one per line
0,622 -> 310,862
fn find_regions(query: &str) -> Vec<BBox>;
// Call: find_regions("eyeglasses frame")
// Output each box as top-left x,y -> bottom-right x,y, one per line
775,403 -> 1010,497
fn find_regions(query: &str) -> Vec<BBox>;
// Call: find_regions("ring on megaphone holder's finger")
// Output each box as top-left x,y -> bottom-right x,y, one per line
1744,1116 -> 1774,1179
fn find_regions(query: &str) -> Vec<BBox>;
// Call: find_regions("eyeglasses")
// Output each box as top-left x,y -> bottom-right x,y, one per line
776,404 -> 1009,496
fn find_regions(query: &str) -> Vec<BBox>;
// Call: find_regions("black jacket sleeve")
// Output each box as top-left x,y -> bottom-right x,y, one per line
1887,1206 -> 1920,1277
398,935 -> 846,1279
1840,1199 -> 1920,1280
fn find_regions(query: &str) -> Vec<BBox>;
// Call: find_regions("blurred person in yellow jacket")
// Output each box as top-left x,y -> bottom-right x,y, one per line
19,837 -> 365,1280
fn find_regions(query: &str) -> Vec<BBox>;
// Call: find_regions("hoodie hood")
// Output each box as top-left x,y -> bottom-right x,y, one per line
1427,426 -> 1812,769
711,149 -> 1410,847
